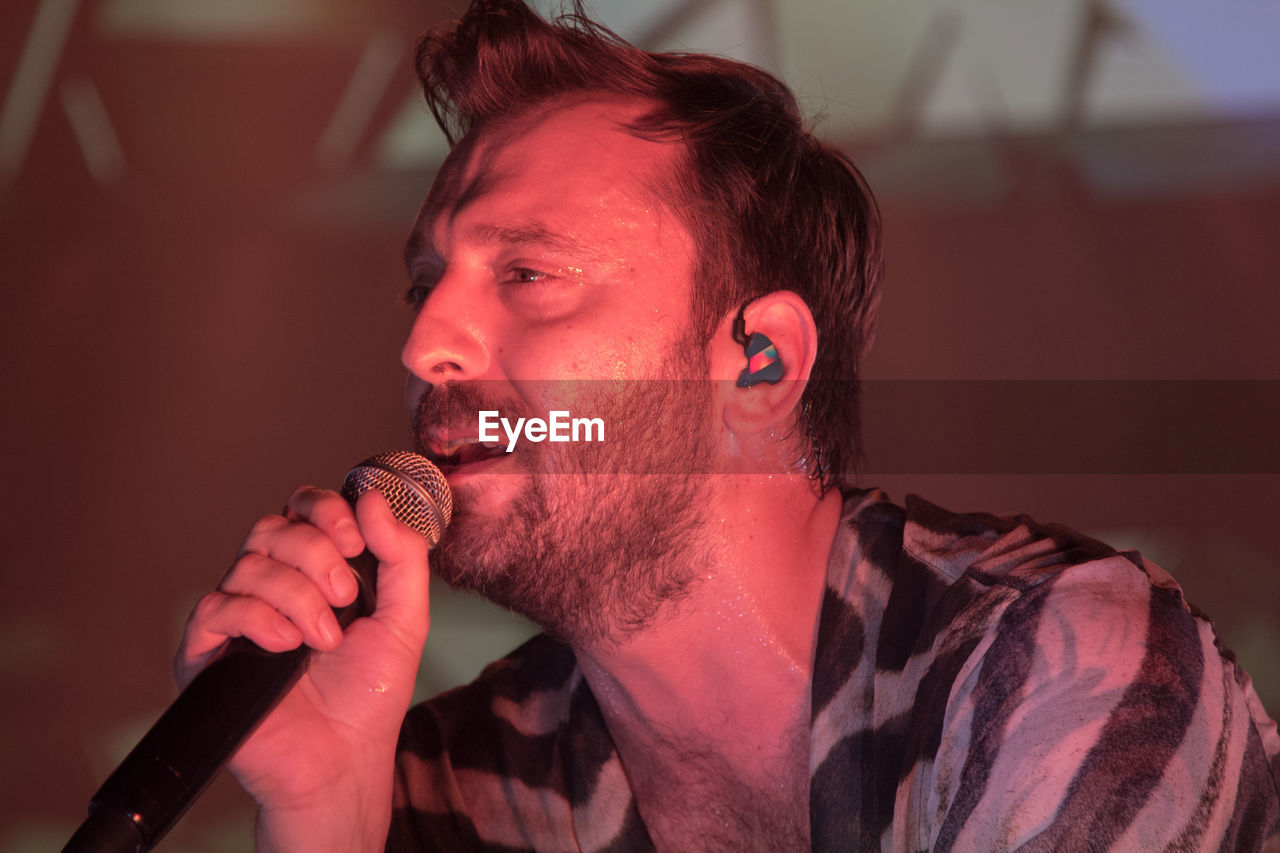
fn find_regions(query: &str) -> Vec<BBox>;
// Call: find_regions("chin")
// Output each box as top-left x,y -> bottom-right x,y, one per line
428,483 -> 528,589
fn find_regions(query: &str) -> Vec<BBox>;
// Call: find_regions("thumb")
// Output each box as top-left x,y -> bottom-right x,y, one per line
354,489 -> 432,652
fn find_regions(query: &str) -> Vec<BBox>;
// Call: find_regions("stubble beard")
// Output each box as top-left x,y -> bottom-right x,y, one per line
416,355 -> 715,646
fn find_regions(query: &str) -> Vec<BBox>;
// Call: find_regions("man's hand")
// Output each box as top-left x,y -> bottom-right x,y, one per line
175,487 -> 431,852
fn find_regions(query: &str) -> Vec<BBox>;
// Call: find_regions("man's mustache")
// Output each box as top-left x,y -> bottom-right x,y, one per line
411,383 -> 532,444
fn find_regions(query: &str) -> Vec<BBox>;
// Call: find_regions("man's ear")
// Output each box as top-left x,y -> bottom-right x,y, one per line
710,291 -> 818,438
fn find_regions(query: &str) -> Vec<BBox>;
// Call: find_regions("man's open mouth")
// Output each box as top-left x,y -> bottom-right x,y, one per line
425,434 -> 507,472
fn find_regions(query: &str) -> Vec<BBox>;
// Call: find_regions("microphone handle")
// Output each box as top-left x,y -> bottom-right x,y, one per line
64,549 -> 379,853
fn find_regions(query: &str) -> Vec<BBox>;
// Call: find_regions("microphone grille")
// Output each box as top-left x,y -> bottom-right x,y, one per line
341,451 -> 453,548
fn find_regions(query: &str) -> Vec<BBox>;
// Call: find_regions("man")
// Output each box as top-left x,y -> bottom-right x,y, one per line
177,1 -> 1280,849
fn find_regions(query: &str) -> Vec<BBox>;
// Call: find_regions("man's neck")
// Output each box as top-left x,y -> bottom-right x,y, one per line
572,476 -> 844,849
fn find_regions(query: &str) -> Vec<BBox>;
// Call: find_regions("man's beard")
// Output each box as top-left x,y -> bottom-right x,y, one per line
413,356 -> 715,646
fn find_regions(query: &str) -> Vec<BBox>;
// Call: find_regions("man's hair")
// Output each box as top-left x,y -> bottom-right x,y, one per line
416,0 -> 883,493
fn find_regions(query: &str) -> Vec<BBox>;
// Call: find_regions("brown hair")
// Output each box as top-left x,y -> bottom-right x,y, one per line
416,0 -> 883,492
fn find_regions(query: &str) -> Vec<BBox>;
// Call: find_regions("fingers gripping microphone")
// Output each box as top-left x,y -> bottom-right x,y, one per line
64,452 -> 452,853
336,452 -> 452,611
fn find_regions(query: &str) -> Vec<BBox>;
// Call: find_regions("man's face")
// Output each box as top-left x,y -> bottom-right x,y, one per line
401,99 -> 714,643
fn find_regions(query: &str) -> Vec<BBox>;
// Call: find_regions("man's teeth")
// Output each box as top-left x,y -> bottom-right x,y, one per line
442,437 -> 503,451
438,436 -> 505,465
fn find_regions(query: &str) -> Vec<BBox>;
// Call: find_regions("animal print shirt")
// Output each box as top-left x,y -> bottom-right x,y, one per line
388,489 -> 1280,850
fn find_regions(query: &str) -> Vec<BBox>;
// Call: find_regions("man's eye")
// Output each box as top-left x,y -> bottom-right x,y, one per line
507,267 -> 549,284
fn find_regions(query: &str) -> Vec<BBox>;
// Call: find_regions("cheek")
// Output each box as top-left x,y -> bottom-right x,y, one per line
498,330 -> 594,381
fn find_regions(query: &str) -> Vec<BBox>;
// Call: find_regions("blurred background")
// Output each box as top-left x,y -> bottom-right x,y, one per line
2,0 -> 1278,849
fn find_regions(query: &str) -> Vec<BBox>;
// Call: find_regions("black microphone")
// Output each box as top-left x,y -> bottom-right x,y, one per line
64,451 -> 452,853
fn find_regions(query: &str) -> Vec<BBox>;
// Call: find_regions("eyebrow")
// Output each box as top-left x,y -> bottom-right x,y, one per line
472,222 -> 588,254
404,221 -> 591,278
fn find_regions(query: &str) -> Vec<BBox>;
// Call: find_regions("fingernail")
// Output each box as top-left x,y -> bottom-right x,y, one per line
330,565 -> 357,603
336,519 -> 363,556
318,613 -> 341,647
274,622 -> 301,646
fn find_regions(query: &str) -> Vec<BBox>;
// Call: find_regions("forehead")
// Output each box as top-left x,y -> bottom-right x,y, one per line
414,98 -> 687,253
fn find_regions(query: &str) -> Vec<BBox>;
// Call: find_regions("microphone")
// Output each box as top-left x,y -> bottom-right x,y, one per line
64,451 -> 452,853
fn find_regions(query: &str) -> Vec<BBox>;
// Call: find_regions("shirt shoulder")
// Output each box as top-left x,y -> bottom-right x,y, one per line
819,489 -> 1280,850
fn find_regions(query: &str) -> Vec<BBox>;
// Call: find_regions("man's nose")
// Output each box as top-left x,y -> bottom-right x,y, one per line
400,273 -> 491,384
